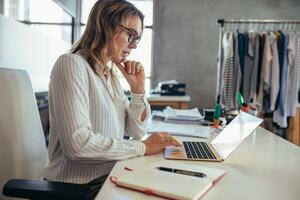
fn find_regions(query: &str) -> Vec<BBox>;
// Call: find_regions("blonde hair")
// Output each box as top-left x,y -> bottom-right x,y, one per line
71,0 -> 144,75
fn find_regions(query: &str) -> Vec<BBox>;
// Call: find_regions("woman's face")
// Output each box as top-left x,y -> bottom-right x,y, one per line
111,16 -> 142,63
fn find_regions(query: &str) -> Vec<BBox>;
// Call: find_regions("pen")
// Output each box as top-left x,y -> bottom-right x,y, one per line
156,167 -> 207,178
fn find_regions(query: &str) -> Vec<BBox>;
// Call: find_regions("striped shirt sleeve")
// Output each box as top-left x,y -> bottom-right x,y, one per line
125,92 -> 151,139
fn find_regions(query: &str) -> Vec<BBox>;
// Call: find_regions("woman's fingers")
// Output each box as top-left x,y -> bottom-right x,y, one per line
170,137 -> 182,147
158,132 -> 169,136
136,62 -> 142,73
126,61 -> 132,74
165,135 -> 182,147
157,132 -> 182,147
123,60 -> 143,75
143,133 -> 182,155
131,61 -> 136,74
114,60 -> 144,76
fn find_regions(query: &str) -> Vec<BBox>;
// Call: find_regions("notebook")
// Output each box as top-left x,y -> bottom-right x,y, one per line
164,111 -> 263,161
110,162 -> 226,200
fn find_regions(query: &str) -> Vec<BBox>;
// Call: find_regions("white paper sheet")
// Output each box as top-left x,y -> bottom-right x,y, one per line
148,120 -> 211,138
164,106 -> 203,120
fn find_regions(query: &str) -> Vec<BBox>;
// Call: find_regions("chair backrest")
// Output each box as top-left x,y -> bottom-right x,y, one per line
0,68 -> 48,199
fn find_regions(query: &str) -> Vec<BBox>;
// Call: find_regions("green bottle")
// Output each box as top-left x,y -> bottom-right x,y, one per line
236,92 -> 244,108
214,103 -> 221,119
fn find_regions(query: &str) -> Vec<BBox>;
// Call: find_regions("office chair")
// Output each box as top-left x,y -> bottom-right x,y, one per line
0,68 -> 90,200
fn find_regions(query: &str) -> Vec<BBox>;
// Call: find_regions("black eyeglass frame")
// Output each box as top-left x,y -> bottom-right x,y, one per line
119,24 -> 142,45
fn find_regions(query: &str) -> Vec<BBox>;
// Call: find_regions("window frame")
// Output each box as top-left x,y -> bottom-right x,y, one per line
2,0 -> 79,43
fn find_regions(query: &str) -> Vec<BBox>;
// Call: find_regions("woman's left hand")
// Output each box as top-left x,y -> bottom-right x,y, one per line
115,60 -> 145,94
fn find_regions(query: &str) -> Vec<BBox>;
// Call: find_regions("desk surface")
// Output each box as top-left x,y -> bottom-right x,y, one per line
146,94 -> 191,102
96,127 -> 300,200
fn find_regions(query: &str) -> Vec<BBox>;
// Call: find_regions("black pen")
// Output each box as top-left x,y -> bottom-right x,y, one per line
156,167 -> 207,178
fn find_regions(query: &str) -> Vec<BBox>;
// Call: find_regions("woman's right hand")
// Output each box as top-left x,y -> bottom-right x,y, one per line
142,132 -> 182,155
115,60 -> 145,94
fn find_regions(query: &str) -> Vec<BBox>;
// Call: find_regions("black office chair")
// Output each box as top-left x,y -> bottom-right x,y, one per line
0,68 -> 90,200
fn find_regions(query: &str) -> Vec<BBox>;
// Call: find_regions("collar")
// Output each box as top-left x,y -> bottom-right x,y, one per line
103,60 -> 113,75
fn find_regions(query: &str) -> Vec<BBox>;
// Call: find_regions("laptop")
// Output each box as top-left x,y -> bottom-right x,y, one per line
164,111 -> 263,162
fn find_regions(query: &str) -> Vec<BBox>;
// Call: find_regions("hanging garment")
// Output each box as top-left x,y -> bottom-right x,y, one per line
285,32 -> 300,117
221,32 -> 235,110
269,33 -> 280,111
256,34 -> 266,96
233,32 -> 242,109
221,32 -> 242,110
243,32 -> 260,104
273,31 -> 289,128
258,32 -> 272,111
261,32 -> 280,112
238,32 -> 246,94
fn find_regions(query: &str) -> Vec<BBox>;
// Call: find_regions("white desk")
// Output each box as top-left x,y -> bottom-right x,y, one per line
146,94 -> 191,109
96,127 -> 300,200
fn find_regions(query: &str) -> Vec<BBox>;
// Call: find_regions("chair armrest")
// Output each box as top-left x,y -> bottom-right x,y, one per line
2,179 -> 91,200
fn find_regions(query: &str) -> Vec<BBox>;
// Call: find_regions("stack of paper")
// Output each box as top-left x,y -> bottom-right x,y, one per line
150,107 -> 210,138
148,120 -> 211,138
162,106 -> 204,124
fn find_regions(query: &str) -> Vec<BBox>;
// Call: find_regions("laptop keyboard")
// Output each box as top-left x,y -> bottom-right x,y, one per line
183,141 -> 216,160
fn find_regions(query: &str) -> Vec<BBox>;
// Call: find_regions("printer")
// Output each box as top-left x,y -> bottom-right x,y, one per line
160,82 -> 186,96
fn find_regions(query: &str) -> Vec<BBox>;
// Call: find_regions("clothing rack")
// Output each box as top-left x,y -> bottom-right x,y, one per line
215,19 -> 300,103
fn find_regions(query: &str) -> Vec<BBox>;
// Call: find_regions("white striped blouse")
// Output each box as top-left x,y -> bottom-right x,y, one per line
43,53 -> 151,184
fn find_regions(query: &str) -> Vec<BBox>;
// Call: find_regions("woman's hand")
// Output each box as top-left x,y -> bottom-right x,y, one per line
115,60 -> 145,94
142,132 -> 182,155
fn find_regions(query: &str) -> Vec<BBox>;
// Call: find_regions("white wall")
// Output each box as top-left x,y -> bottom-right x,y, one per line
0,14 -> 71,92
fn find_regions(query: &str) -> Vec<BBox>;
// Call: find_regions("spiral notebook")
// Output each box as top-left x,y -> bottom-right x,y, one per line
110,162 -> 226,200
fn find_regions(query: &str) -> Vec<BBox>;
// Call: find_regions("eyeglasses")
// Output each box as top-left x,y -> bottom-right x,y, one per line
119,24 -> 141,45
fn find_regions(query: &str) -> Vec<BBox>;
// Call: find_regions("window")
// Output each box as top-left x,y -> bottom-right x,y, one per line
3,0 -> 72,43
81,0 -> 153,92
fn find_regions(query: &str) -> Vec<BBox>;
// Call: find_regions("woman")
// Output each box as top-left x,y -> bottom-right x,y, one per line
43,0 -> 181,198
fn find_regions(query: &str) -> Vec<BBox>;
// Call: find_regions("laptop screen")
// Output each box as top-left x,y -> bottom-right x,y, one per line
211,111 -> 263,160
